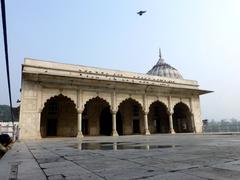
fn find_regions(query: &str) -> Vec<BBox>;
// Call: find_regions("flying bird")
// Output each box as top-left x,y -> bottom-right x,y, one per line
137,10 -> 146,16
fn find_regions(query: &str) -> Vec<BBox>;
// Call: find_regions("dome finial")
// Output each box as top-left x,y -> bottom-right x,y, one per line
158,48 -> 164,64
159,48 -> 162,59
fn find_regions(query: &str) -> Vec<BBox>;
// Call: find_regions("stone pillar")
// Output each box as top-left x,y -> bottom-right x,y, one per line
77,110 -> 83,138
168,112 -> 175,134
112,111 -> 119,136
189,97 -> 196,133
36,108 -> 42,139
113,142 -> 117,150
144,112 -> 150,135
191,112 -> 196,133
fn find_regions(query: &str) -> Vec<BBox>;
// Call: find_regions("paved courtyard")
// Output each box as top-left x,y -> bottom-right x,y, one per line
1,134 -> 240,179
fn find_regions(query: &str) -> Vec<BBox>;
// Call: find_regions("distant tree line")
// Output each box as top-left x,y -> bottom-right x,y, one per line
203,118 -> 240,132
0,105 -> 19,122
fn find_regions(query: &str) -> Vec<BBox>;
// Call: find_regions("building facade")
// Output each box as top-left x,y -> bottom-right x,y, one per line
19,52 -> 211,139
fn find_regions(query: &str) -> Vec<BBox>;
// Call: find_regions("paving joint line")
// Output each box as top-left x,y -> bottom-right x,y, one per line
24,141 -> 48,179
40,146 -> 107,180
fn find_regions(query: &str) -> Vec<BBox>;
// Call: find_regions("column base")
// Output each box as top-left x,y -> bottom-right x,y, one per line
77,131 -> 84,138
192,128 -> 196,133
29,131 -> 42,140
112,130 -> 119,137
144,129 -> 151,135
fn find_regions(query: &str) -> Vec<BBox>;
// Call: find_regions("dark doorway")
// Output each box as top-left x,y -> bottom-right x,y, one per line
133,119 -> 140,133
82,119 -> 88,135
100,107 -> 112,135
156,118 -> 161,132
118,98 -> 144,135
173,102 -> 193,133
116,111 -> 123,135
82,111 -> 88,135
83,97 -> 111,136
47,118 -> 57,136
148,101 -> 170,134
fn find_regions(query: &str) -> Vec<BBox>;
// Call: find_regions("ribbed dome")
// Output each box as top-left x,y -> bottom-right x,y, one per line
147,49 -> 183,79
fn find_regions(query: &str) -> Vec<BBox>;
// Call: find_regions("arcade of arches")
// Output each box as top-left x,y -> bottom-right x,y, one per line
40,95 -> 195,137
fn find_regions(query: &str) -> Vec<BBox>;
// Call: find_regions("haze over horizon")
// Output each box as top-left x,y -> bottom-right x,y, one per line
0,0 -> 240,121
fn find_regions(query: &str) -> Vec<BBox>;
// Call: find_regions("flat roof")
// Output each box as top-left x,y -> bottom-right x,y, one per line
22,58 -> 212,95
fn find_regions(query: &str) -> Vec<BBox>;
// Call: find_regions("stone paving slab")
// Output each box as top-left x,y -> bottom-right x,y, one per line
1,134 -> 240,179
146,172 -> 207,180
0,141 -> 46,180
182,167 -> 240,180
96,166 -> 167,180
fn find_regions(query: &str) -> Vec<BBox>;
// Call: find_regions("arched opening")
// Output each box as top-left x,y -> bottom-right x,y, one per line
148,101 -> 170,133
100,107 -> 112,135
82,110 -> 88,135
82,97 -> 112,136
40,94 -> 77,137
116,111 -> 123,135
117,98 -> 144,135
173,102 -> 193,133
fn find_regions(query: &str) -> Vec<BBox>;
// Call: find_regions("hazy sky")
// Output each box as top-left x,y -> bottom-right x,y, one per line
0,0 -> 239,120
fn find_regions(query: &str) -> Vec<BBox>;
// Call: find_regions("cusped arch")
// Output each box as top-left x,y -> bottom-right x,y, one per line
148,100 -> 169,113
40,94 -> 78,137
83,96 -> 111,108
42,94 -> 77,112
117,97 -> 144,110
173,102 -> 190,112
82,96 -> 112,136
41,89 -> 78,110
173,102 -> 193,133
148,100 -> 170,134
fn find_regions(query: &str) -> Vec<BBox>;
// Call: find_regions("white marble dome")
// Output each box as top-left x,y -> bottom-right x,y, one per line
147,50 -> 183,79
